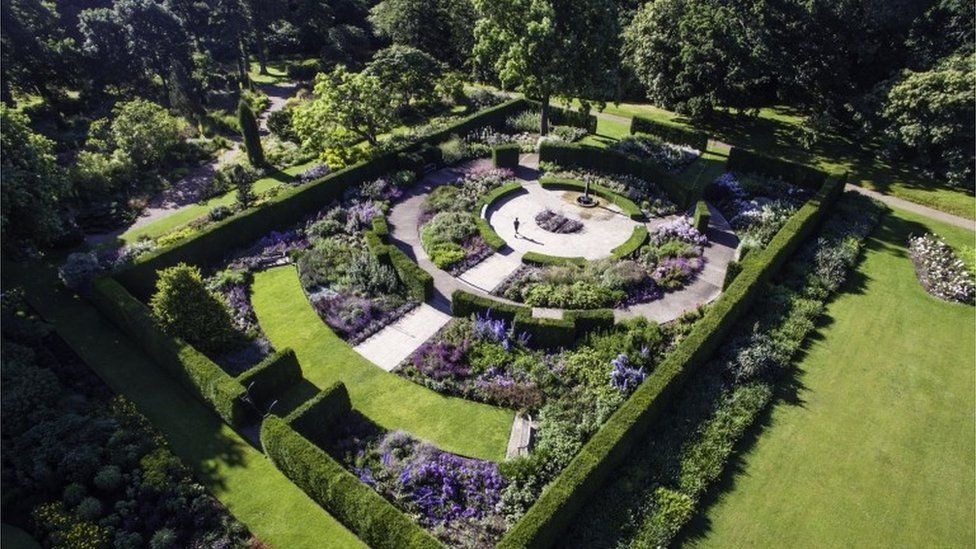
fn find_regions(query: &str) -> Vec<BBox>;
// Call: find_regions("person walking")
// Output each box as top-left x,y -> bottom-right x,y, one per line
513,217 -> 520,237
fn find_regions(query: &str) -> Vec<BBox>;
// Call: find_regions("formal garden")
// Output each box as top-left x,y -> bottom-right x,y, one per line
2,1 -> 973,548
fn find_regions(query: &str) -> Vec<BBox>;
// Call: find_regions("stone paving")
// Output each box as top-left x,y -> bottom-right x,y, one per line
353,304 -> 452,371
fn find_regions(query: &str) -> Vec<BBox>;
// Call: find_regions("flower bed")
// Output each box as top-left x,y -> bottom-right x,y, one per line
609,134 -> 701,172
419,167 -> 517,274
534,209 -> 584,234
389,310 -> 701,540
494,217 -> 707,309
908,233 -> 975,304
709,171 -> 810,249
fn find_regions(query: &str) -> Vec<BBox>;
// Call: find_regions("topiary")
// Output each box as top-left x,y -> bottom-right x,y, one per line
149,263 -> 235,354
237,100 -> 265,167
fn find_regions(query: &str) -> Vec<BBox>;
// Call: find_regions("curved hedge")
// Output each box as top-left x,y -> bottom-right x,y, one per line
629,116 -> 709,152
538,177 -> 644,220
521,252 -> 587,267
610,226 -> 649,260
475,182 -> 526,251
497,171 -> 847,548
538,142 -> 689,209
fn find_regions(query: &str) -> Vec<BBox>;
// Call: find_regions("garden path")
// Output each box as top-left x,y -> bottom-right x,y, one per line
86,82 -> 297,247
845,184 -> 975,230
353,304 -> 452,371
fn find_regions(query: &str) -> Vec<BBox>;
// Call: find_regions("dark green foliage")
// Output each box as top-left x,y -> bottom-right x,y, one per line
474,182 -> 525,250
286,59 -> 321,82
611,226 -> 649,260
236,349 -> 303,410
544,103 -> 599,134
387,245 -> 433,301
91,278 -> 247,427
564,309 -> 615,336
521,252 -> 587,267
114,99 -> 528,299
722,260 -> 742,290
492,144 -> 520,168
539,177 -> 644,220
513,316 -> 575,349
260,412 -> 441,549
693,201 -> 710,234
630,116 -> 709,151
451,290 -> 530,322
538,142 -> 688,208
497,172 -> 845,548
237,100 -> 264,167
283,382 -> 351,447
726,147 -> 827,191
371,215 -> 390,237
148,264 -> 235,354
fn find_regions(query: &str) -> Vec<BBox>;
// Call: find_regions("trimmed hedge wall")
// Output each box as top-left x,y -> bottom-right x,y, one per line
388,245 -> 434,301
538,177 -> 644,220
236,348 -> 303,411
610,226 -> 649,260
497,172 -> 846,548
522,252 -> 587,267
371,215 -> 390,237
538,142 -> 690,208
115,98 -> 530,299
450,290 -> 616,348
493,144 -> 520,168
475,182 -> 526,251
90,277 -> 247,427
629,116 -> 709,152
261,414 -> 441,549
726,147 -> 827,191
693,201 -> 711,234
283,382 -> 352,447
523,100 -> 599,134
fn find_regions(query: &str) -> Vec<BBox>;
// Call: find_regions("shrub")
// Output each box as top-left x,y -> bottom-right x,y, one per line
208,205 -> 233,222
286,59 -> 321,81
93,465 -> 123,492
59,252 -> 103,293
238,100 -> 265,167
149,263 -> 235,354
693,201 -> 710,234
493,144 -> 520,168
266,108 -> 297,142
76,497 -> 103,521
236,177 -> 256,209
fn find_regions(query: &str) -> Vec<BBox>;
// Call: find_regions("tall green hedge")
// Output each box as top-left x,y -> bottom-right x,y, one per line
521,252 -> 587,267
283,382 -> 352,447
90,277 -> 247,427
474,182 -> 525,251
261,415 -> 442,549
693,201 -> 711,234
537,143 -> 690,208
629,116 -> 709,152
726,147 -> 828,191
387,245 -> 434,301
611,226 -> 649,260
236,348 -> 303,410
116,98 -> 530,299
493,144 -> 520,168
498,172 -> 846,548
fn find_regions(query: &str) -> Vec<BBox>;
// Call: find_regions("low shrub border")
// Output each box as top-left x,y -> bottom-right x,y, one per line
115,98 -> 530,299
387,245 -> 434,301
726,146 -> 827,191
236,348 -> 302,411
610,226 -> 649,260
629,116 -> 709,152
261,383 -> 441,549
522,251 -> 588,267
493,144 -> 521,168
539,177 -> 644,220
497,171 -> 846,548
475,182 -> 526,251
538,142 -> 688,208
90,277 -> 248,427
693,201 -> 710,234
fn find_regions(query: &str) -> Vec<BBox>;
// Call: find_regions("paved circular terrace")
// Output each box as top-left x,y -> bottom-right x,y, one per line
487,184 -> 642,259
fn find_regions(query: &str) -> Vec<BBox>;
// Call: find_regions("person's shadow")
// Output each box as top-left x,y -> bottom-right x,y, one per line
514,233 -> 543,245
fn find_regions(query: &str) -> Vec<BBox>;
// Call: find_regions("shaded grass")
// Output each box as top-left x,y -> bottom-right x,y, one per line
681,207 -> 975,548
1,524 -> 40,549
3,259 -> 365,549
250,266 -> 514,461
576,100 -> 974,219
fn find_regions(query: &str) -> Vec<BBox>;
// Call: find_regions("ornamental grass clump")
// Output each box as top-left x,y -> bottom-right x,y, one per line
908,233 -> 975,304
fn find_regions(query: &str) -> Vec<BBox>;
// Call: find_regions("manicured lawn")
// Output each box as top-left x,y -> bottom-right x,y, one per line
577,99 -> 975,219
250,266 -> 515,461
119,159 -> 317,244
682,207 -> 975,548
3,260 -> 365,549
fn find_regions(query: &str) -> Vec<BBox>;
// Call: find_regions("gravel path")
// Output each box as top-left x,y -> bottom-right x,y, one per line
845,184 -> 975,230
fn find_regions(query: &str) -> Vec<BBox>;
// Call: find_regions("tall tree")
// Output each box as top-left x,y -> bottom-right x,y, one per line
237,100 -> 265,167
1,0 -> 79,105
473,0 -> 620,134
369,0 -> 476,69
292,66 -> 396,150
115,0 -> 196,102
0,106 -> 69,249
364,45 -> 445,111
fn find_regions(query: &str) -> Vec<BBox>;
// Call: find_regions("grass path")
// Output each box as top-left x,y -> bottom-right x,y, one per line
250,266 -> 514,461
682,207 -> 975,548
3,260 -> 364,549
